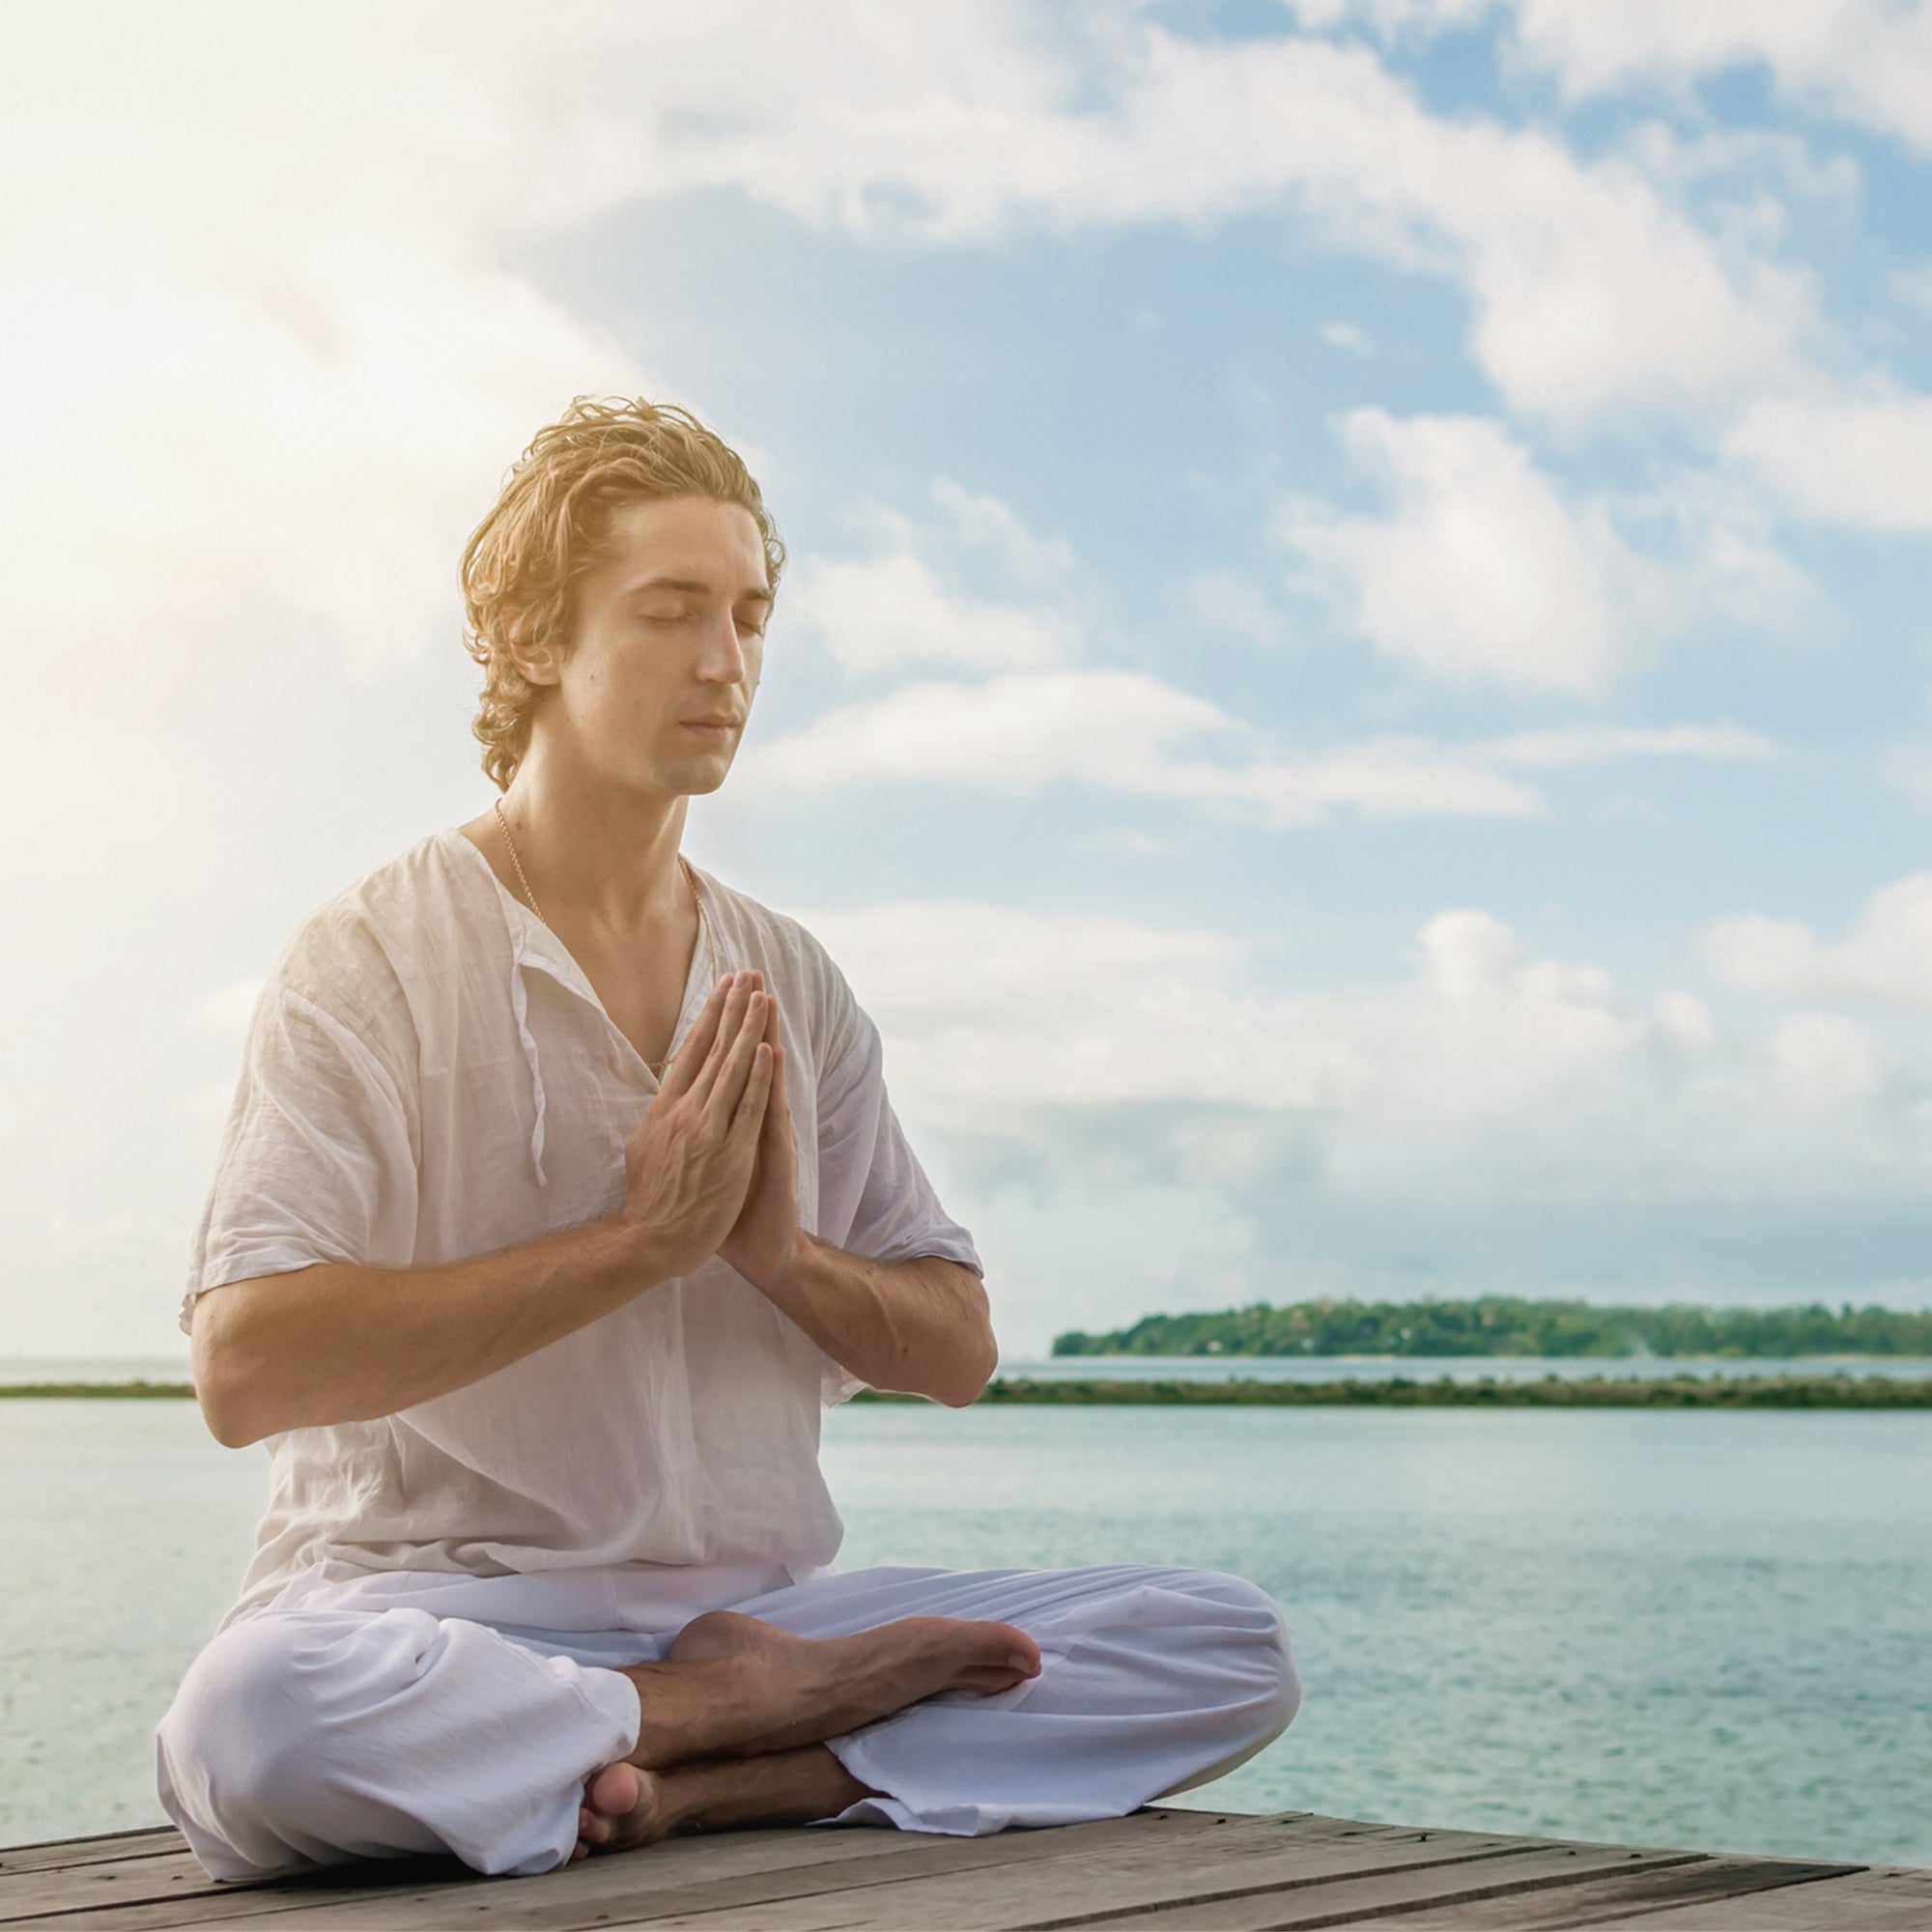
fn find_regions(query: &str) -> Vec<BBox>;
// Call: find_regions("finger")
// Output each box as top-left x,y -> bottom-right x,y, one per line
703,985 -> 769,1122
687,976 -> 758,1109
762,1037 -> 789,1133
732,1040 -> 774,1134
660,973 -> 737,1101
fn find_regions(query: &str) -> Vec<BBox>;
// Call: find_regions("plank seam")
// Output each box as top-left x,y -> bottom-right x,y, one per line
0,1871 -> 288,1925
614,1844 -> 1680,1932
1547,1861 -> 1876,1929
1019,1853 -> 1713,1932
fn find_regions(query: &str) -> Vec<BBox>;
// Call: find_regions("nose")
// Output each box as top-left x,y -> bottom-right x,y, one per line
696,608 -> 750,685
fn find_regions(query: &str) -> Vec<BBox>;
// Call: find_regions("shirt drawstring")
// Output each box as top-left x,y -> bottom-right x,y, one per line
508,943 -> 549,1187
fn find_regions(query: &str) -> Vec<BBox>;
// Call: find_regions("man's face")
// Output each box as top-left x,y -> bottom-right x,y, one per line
539,495 -> 772,799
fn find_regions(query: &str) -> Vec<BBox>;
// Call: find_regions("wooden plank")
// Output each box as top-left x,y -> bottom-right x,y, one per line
0,1848 -> 286,1925
0,1834 -> 184,1879
6,1809 -> 1916,1932
1626,1864 -> 1932,1929
532,1819 -> 1618,1932
1045,1845 -> 1713,1932
1373,1854 -> 1863,1929
7,1808 -> 1239,1931
172,1809 -> 1264,1932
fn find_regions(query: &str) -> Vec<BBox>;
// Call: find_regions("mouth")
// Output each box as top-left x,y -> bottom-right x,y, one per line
682,720 -> 736,738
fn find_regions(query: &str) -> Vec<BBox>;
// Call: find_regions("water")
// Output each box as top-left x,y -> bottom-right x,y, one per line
2,1399 -> 1927,1866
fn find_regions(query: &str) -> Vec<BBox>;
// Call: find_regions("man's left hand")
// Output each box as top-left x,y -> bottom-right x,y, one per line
715,975 -> 805,1293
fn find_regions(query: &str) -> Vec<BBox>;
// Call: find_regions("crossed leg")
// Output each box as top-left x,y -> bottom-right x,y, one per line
157,1564 -> 1296,1880
572,1607 -> 1041,1855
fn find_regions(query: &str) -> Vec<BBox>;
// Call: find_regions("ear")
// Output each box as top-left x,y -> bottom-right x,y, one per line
505,618 -> 562,689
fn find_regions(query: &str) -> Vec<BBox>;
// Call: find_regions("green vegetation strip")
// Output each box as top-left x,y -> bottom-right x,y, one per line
0,1380 -> 195,1398
8,1377 -> 1931,1407
938,1376 -> 1932,1407
1054,1295 -> 1932,1360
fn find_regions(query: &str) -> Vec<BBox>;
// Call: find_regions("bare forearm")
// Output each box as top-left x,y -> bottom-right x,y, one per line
760,1235 -> 997,1407
191,1214 -> 663,1447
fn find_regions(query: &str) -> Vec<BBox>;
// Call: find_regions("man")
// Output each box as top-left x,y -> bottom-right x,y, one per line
157,397 -> 1300,1880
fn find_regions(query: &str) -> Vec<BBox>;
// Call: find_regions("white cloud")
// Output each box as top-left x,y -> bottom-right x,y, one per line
608,15 -> 1808,426
0,4 -> 1829,715
800,896 -> 1670,1129
745,669 -> 1242,794
1773,1011 -> 1883,1110
1319,319 -> 1375,354
1492,0 -> 1932,157
1619,121 -> 1861,215
1,3 -> 1918,1350
782,481 -> 1079,675
1881,743 -> 1932,811
0,3 -> 1849,746
798,895 -> 1922,1211
0,12 -> 652,690
745,655 -> 1776,824
1280,412 -> 1643,694
1293,1 -> 1932,156
787,553 -> 1070,676
1234,741 -> 1545,823
1283,412 -> 1815,690
924,478 -> 1077,584
1705,873 -> 1932,1010
1725,388 -> 1932,533
1484,723 -> 1776,768
742,669 -> 1552,824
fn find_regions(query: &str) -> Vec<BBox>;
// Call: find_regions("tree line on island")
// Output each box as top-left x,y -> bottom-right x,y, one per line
1051,1296 -> 1932,1359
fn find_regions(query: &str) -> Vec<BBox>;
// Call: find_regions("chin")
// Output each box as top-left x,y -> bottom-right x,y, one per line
672,757 -> 733,796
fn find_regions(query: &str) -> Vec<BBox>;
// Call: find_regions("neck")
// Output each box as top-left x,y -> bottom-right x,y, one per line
496,742 -> 691,930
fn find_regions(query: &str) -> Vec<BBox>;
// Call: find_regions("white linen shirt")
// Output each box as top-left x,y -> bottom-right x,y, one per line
184,827 -> 981,1625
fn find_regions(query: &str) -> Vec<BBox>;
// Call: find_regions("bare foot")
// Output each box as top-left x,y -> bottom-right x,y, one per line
576,1747 -> 872,1858
574,1761 -> 660,1859
660,1609 -> 1039,1756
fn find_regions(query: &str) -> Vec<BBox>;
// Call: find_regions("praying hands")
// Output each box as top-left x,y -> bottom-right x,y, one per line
614,968 -> 798,1289
717,975 -> 805,1295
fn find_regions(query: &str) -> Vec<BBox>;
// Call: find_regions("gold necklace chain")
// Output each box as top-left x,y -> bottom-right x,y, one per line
492,796 -> 715,1076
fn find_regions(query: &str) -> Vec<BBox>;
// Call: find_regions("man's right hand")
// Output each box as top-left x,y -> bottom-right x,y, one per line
616,970 -> 777,1280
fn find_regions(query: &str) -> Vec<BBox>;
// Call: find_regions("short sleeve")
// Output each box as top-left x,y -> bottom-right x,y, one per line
181,982 -> 419,1334
812,994 -> 982,1406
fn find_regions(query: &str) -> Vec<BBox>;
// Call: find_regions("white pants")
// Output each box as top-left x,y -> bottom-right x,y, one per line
156,1562 -> 1300,1881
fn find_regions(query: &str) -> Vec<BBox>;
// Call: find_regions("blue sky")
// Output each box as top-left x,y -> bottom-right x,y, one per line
4,1 -> 1930,1356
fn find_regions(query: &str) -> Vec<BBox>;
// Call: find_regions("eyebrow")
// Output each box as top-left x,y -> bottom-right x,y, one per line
623,575 -> 774,606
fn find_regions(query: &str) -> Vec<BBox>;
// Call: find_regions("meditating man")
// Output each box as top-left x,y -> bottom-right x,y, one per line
157,397 -> 1300,1880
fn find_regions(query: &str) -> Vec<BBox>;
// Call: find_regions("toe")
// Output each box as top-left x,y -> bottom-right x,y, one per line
586,1759 -> 641,1819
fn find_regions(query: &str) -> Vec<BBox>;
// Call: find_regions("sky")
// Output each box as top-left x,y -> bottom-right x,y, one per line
3,0 -> 1930,1360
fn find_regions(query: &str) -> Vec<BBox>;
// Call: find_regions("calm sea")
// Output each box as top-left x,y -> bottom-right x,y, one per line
2,1391 -> 1927,1866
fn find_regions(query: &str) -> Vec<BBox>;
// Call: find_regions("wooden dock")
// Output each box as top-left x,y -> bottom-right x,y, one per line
6,1806 -> 1927,1931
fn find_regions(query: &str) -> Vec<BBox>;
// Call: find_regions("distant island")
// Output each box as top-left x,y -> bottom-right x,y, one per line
1051,1295 -> 1932,1359
8,1376 -> 1931,1408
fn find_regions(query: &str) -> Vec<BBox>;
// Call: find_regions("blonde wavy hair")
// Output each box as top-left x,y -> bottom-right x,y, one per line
460,396 -> 786,790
